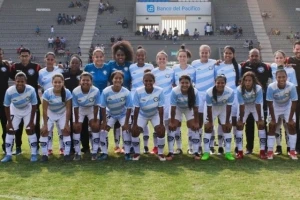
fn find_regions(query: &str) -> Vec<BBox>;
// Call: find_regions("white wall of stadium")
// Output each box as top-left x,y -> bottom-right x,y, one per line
136,2 -> 211,35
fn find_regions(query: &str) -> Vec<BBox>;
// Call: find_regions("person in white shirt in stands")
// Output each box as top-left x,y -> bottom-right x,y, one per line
48,37 -> 54,48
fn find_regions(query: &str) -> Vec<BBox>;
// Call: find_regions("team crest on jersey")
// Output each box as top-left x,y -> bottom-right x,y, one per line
285,93 -> 289,97
209,66 -> 213,70
257,67 -> 265,73
26,96 -> 30,101
165,74 -> 170,78
90,71 -> 95,74
89,97 -> 94,102
120,97 -> 125,102
124,67 -> 128,71
1,67 -> 7,72
153,97 -> 158,102
223,99 -> 227,103
103,70 -> 107,75
28,69 -> 35,76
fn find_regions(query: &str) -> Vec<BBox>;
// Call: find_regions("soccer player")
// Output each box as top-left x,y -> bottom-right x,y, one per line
1,72 -> 38,162
202,75 -> 235,161
0,48 -> 10,153
40,74 -> 72,162
9,48 -> 41,155
38,52 -> 64,155
131,72 -> 166,161
266,69 -> 298,160
72,72 -> 101,161
151,51 -> 175,155
214,46 -> 240,155
271,50 -> 297,154
192,45 -> 216,155
172,45 -> 195,155
167,75 -> 200,160
100,71 -> 132,160
236,72 -> 267,159
129,46 -> 154,154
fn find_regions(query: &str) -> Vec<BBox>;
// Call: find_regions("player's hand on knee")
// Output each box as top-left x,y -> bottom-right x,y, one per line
236,120 -> 243,129
204,121 -> 213,132
191,122 -> 199,131
40,126 -> 49,137
63,124 -> 70,136
288,120 -> 296,129
168,122 -> 177,132
122,123 -> 130,132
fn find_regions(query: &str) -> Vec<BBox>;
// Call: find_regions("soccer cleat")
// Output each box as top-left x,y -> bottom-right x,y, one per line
97,153 -> 108,161
174,148 -> 183,155
132,154 -> 140,161
210,147 -> 215,155
48,149 -> 53,156
30,154 -> 38,162
144,146 -> 149,154
267,151 -> 274,160
64,155 -> 72,162
1,155 -> 12,163
158,154 -> 166,161
201,152 -> 210,161
130,147 -> 135,154
114,147 -> 122,154
124,153 -> 132,161
187,149 -> 194,155
274,146 -> 282,155
59,148 -> 64,155
120,147 -> 125,154
166,152 -> 174,161
289,150 -> 298,160
194,153 -> 201,160
236,151 -> 244,159
73,154 -> 81,161
259,150 -> 267,159
225,153 -> 235,161
245,149 -> 253,155
150,147 -> 158,155
41,155 -> 48,162
217,147 -> 224,155
91,153 -> 97,161
198,146 -> 203,155
12,147 -> 22,155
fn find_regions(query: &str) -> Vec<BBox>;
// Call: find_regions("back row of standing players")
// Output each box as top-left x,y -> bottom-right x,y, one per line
1,40 -> 300,162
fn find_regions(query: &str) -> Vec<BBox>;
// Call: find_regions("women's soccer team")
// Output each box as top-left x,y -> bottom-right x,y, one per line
1,41 -> 298,162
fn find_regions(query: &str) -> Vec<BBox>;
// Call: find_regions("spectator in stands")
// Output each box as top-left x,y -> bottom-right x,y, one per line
78,46 -> 81,56
261,11 -> 268,19
122,17 -> 128,29
48,37 -> 54,48
60,37 -> 66,48
149,26 -> 155,39
55,37 -> 61,48
249,40 -> 253,50
35,26 -> 40,36
183,28 -> 190,40
99,2 -> 105,14
162,28 -> 167,40
71,15 -> 76,24
57,13 -> 62,25
204,22 -> 209,36
65,49 -> 71,61
154,28 -> 160,40
117,36 -> 123,41
62,13 -> 66,25
50,25 -> 54,36
193,28 -> 199,40
76,1 -> 82,7
219,24 -> 225,35
142,26 -> 147,36
295,32 -> 300,40
168,28 -> 173,40
116,18 -> 122,25
207,24 -> 213,36
17,45 -> 23,54
243,40 -> 249,48
288,31 -> 295,43
225,24 -> 232,35
235,27 -> 243,39
110,35 -> 116,45
135,30 -> 141,36
77,15 -> 82,22
66,15 -> 72,24
174,27 -> 179,37
69,1 -> 75,8
274,28 -> 280,35
100,44 -> 105,52
232,24 -> 238,33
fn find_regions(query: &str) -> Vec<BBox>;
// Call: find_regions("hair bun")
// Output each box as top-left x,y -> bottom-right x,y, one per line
137,45 -> 143,50
180,45 -> 185,50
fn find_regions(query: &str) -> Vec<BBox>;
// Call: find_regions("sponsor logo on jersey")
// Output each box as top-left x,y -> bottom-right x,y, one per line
89,97 -> 94,102
103,70 -> 107,75
124,67 -> 128,71
1,67 -> 7,72
257,67 -> 265,73
120,97 -> 125,102
28,69 -> 35,75
153,97 -> 158,102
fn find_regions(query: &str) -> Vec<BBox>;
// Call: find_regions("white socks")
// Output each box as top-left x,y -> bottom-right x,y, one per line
157,137 -> 165,155
73,133 -> 81,155
91,132 -> 100,154
39,136 -> 48,156
122,130 -> 131,154
131,136 -> 140,154
258,130 -> 266,150
100,130 -> 108,154
28,134 -> 38,155
5,134 -> 15,156
63,135 -> 71,155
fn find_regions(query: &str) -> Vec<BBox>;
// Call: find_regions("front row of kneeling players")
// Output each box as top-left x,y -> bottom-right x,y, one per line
1,67 -> 297,162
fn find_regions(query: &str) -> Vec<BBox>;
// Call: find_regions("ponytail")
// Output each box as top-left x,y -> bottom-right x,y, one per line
212,86 -> 217,102
232,57 -> 239,86
187,85 -> 195,110
61,87 -> 66,103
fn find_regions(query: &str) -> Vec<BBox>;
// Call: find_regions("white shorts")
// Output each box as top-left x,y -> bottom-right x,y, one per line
73,106 -> 97,123
231,92 -> 238,117
10,104 -> 36,130
198,92 -> 206,113
107,114 -> 132,128
164,94 -> 171,121
137,113 -> 160,129
237,104 -> 264,123
47,110 -> 67,131
268,105 -> 295,123
169,107 -> 194,121
204,105 -> 231,125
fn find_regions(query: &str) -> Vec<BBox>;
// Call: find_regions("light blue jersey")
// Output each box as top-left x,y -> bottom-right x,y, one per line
192,59 -> 216,93
42,87 -> 72,113
236,85 -> 263,105
206,86 -> 234,107
152,67 -> 175,96
133,86 -> 164,118
214,62 -> 241,90
170,86 -> 199,110
38,66 -> 63,91
129,63 -> 154,92
72,85 -> 101,108
266,81 -> 298,107
4,85 -> 37,108
270,63 -> 298,86
172,64 -> 196,86
100,86 -> 132,118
